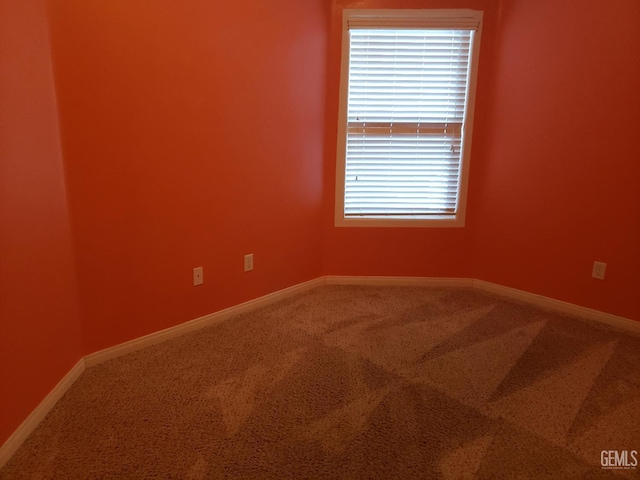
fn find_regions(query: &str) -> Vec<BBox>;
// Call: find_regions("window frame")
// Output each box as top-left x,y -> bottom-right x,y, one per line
334,9 -> 484,228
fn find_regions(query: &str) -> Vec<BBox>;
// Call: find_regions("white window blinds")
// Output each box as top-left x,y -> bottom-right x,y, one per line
344,26 -> 476,217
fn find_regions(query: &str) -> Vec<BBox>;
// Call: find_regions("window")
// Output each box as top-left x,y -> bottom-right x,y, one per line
335,9 -> 483,227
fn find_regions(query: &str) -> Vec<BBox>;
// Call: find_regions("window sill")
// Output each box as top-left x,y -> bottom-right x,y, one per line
335,214 -> 466,228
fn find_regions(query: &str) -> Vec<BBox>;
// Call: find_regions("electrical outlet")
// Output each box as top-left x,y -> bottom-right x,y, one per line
592,261 -> 606,280
244,254 -> 254,272
193,266 -> 204,286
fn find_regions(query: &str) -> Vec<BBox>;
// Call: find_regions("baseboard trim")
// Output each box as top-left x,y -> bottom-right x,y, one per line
85,277 -> 326,367
324,276 -> 639,334
3,275 -> 638,469
473,279 -> 640,336
325,275 -> 473,288
0,358 -> 86,469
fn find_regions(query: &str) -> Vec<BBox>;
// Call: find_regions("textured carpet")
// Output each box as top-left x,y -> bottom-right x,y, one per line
2,286 -> 640,479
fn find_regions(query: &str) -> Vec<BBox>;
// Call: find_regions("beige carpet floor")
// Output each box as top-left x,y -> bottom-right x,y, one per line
2,285 -> 640,479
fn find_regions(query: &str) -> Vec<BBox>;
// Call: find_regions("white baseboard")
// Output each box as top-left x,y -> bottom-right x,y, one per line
473,279 -> 640,336
85,277 -> 326,367
0,358 -> 85,469
0,278 -> 325,468
2,275 -> 638,469
325,275 -> 473,288
325,275 -> 639,335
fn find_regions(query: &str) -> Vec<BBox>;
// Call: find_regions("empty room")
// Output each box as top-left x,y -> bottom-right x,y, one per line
1,0 -> 639,477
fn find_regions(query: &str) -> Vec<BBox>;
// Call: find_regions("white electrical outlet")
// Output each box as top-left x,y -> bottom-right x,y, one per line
244,254 -> 254,272
193,266 -> 204,286
592,261 -> 606,280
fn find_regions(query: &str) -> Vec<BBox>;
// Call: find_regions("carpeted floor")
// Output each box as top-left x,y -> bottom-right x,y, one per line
2,285 -> 640,479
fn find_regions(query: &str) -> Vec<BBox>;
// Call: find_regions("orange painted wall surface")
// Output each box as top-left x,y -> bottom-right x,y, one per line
322,0 -> 499,278
3,0 -> 639,456
470,0 -> 640,320
46,0 -> 328,353
0,0 -> 84,445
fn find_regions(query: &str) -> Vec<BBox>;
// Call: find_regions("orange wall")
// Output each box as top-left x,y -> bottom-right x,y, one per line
322,0 -> 499,278
46,0 -> 329,353
470,0 -> 640,320
0,0 -> 84,445
324,0 -> 640,322
3,0 -> 639,455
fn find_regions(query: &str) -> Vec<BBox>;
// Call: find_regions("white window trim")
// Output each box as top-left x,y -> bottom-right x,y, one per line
334,9 -> 483,228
